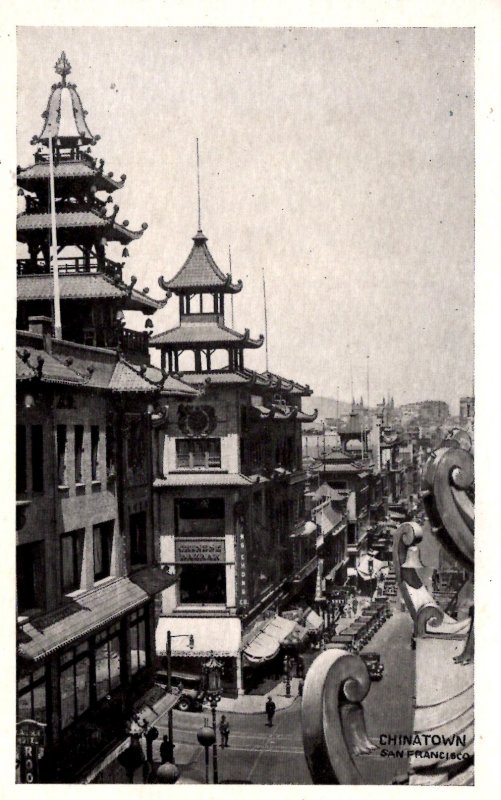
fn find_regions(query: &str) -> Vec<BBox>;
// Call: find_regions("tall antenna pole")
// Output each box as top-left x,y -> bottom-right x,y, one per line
229,245 -> 234,328
196,138 -> 201,230
48,135 -> 61,339
366,354 -> 370,410
349,344 -> 354,406
262,265 -> 269,372
336,385 -> 339,421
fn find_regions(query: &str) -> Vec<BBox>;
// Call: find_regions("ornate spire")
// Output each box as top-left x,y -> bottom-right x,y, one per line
54,51 -> 71,86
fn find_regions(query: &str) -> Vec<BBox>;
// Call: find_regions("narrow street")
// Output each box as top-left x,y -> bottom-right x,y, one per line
98,607 -> 415,784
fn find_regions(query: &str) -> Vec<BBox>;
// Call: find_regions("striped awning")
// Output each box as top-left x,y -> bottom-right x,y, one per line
243,616 -> 296,664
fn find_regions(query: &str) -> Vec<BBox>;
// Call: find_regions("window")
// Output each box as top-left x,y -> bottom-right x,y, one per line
93,521 -> 113,581
106,423 -> 116,476
16,425 -> 27,493
175,438 -> 221,469
179,564 -> 226,604
57,424 -> 67,485
91,425 -> 100,480
59,644 -> 90,730
129,608 -> 148,675
31,424 -> 44,492
95,623 -> 121,700
17,541 -> 44,613
129,510 -> 147,565
74,425 -> 84,483
175,497 -> 225,537
61,529 -> 84,593
17,667 -> 46,724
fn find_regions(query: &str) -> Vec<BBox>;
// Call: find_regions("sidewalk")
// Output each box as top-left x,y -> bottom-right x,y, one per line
215,677 -> 302,714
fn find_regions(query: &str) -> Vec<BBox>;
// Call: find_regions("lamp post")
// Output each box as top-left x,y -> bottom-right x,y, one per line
283,654 -> 291,698
203,651 -> 223,785
197,719 -> 216,784
165,631 -> 194,761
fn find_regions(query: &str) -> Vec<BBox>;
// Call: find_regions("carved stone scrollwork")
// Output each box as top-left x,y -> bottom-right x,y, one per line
423,442 -> 474,569
422,437 -> 474,663
393,521 -> 470,639
302,649 -> 376,784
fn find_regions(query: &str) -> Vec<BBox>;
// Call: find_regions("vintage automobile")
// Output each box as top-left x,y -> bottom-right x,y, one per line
360,652 -> 384,681
155,670 -> 205,712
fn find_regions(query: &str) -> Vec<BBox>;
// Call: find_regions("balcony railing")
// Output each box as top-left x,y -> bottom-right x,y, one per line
33,149 -> 95,166
115,327 -> 149,356
17,256 -> 123,280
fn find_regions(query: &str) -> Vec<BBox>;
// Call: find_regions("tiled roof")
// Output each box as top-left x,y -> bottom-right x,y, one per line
160,230 -> 242,293
17,161 -> 124,192
17,210 -> 145,244
17,568 -> 176,663
154,473 -> 255,487
150,319 -> 263,348
108,361 -> 159,393
17,273 -> 164,310
16,345 -> 85,385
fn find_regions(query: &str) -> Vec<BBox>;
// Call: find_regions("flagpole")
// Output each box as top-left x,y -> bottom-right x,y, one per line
262,265 -> 269,372
48,135 -> 61,339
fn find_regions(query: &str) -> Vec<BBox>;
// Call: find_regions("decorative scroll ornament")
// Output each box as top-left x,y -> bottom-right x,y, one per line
177,404 -> 216,435
302,649 -> 376,784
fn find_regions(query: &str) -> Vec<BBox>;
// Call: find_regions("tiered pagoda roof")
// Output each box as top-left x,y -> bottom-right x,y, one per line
17,206 -> 147,246
159,230 -> 242,294
17,272 -> 166,312
150,318 -> 263,348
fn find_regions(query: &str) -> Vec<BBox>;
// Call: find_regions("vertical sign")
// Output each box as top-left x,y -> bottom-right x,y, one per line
16,720 -> 45,784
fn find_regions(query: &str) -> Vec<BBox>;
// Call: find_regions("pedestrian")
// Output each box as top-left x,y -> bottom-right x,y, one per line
219,715 -> 230,748
160,734 -> 175,764
298,679 -> 304,698
265,696 -> 276,727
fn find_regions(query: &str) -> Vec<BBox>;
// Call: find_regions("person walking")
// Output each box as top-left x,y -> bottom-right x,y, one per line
219,715 -> 230,748
298,679 -> 304,698
265,696 -> 276,727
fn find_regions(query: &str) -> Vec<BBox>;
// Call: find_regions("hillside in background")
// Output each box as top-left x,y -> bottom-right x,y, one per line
302,395 -> 356,424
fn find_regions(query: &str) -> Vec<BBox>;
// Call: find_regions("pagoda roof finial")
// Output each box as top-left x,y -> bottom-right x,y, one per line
55,51 -> 72,86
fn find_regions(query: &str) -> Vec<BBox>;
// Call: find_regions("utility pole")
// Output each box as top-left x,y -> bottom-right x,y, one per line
48,135 -> 61,338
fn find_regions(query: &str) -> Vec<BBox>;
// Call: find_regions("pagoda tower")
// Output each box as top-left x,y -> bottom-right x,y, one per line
17,52 -> 168,357
151,229 -> 264,372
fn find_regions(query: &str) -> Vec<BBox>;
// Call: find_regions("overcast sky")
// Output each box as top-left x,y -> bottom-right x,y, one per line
17,27 -> 474,412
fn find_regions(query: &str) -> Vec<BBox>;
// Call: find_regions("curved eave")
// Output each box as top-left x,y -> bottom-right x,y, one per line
297,409 -> 318,423
159,231 -> 243,295
17,166 -> 125,194
16,210 -> 146,245
149,325 -> 264,349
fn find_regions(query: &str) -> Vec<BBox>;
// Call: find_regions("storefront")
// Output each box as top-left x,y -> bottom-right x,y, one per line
156,616 -> 242,696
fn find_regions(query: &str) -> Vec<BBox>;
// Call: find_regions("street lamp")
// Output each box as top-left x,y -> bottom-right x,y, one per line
202,651 -> 223,785
283,654 -> 291,698
156,762 -> 180,784
165,631 -> 195,761
197,720 -> 216,784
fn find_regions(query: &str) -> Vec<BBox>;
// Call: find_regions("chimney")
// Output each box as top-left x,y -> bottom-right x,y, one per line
28,315 -> 53,353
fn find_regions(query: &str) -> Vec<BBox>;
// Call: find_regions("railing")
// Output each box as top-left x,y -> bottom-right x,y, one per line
17,256 -> 123,280
33,149 -> 95,166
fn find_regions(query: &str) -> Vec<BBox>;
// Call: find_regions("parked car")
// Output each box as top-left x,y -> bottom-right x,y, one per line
155,670 -> 204,712
360,652 -> 384,681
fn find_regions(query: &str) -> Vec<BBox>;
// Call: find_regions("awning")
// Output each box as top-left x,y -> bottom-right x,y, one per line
357,554 -> 385,580
283,623 -> 309,647
243,616 -> 296,664
303,608 -> 323,632
156,616 -> 241,658
17,568 -> 176,663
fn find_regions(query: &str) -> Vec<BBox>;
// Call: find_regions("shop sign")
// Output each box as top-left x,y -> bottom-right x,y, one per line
17,720 -> 45,783
175,538 -> 225,563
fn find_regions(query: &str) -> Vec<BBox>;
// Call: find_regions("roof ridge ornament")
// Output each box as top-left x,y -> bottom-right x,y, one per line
55,52 -> 71,86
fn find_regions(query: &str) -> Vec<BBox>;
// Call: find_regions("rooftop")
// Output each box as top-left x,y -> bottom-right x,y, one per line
159,230 -> 242,294
17,209 -> 147,246
150,317 -> 264,348
17,272 -> 165,311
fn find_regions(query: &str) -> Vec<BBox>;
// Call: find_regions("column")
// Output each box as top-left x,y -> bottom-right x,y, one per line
236,655 -> 244,696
